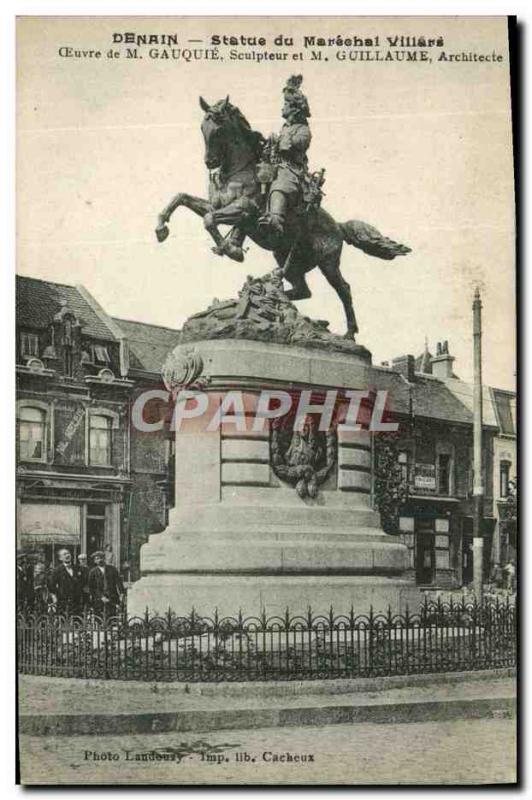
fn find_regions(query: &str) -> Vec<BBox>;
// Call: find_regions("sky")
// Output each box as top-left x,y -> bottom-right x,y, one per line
17,16 -> 516,390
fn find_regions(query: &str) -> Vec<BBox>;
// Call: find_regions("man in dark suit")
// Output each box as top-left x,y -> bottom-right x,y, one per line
16,554 -> 34,610
77,553 -> 90,609
48,548 -> 82,615
88,551 -> 124,618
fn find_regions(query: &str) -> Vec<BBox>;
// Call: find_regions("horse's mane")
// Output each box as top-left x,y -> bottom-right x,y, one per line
213,99 -> 264,158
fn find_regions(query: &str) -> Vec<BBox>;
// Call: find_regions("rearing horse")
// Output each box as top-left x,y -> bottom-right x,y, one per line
156,96 -> 411,339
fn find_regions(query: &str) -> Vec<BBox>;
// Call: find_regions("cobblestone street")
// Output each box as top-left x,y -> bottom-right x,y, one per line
19,718 -> 516,785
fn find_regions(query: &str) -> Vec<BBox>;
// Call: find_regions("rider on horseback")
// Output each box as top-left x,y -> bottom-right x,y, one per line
218,75 -> 312,262
155,77 -> 411,339
258,74 -> 312,240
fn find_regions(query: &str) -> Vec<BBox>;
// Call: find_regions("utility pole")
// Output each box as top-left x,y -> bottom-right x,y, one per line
472,288 -> 484,598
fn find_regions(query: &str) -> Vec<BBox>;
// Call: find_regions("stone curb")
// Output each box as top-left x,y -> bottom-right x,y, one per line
19,693 -> 515,737
19,666 -> 516,700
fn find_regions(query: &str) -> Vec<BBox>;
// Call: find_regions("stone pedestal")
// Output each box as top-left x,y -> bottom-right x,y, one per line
128,338 -> 415,617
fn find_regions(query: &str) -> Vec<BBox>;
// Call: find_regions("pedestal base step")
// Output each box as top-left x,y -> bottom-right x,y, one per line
127,574 -> 418,618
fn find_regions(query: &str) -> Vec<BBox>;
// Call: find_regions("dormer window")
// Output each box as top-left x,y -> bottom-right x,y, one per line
20,332 -> 39,359
91,344 -> 111,364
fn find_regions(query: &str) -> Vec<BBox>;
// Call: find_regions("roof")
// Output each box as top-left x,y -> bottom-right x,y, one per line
414,376 -> 481,425
16,276 -> 118,341
441,378 -> 499,428
368,368 -> 412,417
113,318 -> 181,375
369,367 -> 500,428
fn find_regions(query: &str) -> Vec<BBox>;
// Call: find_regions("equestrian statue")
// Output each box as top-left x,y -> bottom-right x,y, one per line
155,75 -> 411,340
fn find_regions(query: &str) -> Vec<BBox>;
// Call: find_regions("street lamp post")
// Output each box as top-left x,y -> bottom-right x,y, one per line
472,288 -> 484,599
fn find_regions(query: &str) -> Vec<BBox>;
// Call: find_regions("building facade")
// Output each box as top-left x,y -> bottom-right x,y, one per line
16,277 -> 180,580
113,317 -> 181,580
375,342 -> 497,589
377,341 -> 512,589
17,276 -> 513,592
490,388 -> 517,568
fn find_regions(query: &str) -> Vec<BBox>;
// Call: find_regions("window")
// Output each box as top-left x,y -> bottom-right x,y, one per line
438,453 -> 451,495
91,344 -> 111,364
397,450 -> 409,483
64,346 -> 73,377
18,406 -> 46,461
500,460 -> 511,498
89,414 -> 112,466
20,332 -> 39,359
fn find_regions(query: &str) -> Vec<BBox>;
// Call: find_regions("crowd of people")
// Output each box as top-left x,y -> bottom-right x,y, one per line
17,546 -> 125,617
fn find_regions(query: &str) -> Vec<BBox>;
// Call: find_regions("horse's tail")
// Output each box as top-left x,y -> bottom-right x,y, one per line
339,219 -> 411,260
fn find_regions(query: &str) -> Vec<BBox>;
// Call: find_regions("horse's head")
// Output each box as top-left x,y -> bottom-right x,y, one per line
199,95 -> 232,170
199,95 -> 264,172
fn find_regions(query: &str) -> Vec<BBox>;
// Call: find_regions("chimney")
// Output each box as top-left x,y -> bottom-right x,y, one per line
431,340 -> 455,379
391,354 -> 415,382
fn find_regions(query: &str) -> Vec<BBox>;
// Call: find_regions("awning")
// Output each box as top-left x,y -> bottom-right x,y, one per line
408,494 -> 460,504
21,528 -> 80,546
18,503 -> 81,547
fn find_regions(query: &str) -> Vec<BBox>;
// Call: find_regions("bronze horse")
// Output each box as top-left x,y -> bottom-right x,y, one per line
156,96 -> 411,339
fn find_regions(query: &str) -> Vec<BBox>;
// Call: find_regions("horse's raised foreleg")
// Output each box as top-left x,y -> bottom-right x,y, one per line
320,254 -> 359,338
156,193 -> 211,242
159,193 -> 210,224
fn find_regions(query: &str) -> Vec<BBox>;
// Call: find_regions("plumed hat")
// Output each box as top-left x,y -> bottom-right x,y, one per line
283,75 -> 311,118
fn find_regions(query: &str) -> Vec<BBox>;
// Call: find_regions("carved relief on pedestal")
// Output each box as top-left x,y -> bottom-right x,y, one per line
270,415 -> 337,498
162,347 -> 210,394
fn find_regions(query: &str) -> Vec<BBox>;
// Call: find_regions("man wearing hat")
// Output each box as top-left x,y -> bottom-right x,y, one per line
48,548 -> 83,615
88,550 -> 125,618
258,74 -> 312,240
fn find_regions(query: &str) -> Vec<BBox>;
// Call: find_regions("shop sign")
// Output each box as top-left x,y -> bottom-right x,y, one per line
414,462 -> 436,492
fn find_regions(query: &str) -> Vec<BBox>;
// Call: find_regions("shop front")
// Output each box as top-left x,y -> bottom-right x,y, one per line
17,481 -> 126,570
399,499 -> 462,589
17,502 -> 82,568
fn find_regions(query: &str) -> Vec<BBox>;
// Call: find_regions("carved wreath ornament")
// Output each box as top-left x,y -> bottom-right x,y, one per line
162,348 -> 210,394
271,416 -> 337,499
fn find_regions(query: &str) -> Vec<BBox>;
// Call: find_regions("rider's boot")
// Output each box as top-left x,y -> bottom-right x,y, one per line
258,191 -> 286,242
212,226 -> 246,263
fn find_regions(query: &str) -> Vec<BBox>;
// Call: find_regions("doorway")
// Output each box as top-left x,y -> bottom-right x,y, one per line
415,519 -> 435,585
461,517 -> 474,585
462,535 -> 474,585
85,504 -> 106,558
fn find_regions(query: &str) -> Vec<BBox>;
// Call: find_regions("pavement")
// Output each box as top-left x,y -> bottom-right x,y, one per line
19,717 -> 517,784
19,669 -> 516,736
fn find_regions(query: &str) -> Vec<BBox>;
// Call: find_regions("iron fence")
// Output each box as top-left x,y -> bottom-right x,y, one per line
17,598 -> 516,682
